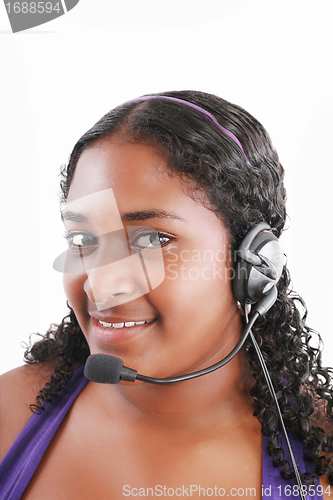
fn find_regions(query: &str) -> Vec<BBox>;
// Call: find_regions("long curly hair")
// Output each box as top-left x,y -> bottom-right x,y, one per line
24,90 -> 333,484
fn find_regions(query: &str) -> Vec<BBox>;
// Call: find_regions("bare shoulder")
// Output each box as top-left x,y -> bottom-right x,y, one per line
320,472 -> 332,499
0,362 -> 55,461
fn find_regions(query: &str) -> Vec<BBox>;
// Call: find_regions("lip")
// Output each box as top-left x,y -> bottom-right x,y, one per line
91,316 -> 157,344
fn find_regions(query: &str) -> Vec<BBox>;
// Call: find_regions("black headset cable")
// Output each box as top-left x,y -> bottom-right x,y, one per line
244,305 -> 306,500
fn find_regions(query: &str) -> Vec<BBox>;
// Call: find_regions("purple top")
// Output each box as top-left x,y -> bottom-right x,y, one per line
0,365 -> 324,500
0,365 -> 89,500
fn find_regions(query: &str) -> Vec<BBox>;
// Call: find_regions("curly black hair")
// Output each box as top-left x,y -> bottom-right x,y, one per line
24,90 -> 333,485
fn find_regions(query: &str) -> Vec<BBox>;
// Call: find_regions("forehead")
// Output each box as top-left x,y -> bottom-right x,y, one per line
68,139 -> 178,203
67,139 -> 174,202
67,139 -> 199,213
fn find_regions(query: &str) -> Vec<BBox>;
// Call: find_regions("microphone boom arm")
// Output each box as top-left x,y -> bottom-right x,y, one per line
123,312 -> 260,384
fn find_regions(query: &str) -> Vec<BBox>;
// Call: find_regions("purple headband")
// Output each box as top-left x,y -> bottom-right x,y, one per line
125,95 -> 253,167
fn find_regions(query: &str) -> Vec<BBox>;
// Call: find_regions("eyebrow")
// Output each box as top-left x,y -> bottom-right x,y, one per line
61,211 -> 88,223
121,209 -> 184,223
61,209 -> 184,223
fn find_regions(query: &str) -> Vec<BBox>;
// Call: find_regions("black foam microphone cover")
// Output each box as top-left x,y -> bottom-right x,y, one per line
84,354 -> 124,384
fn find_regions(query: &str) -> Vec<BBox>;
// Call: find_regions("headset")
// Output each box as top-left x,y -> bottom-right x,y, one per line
84,95 -> 306,499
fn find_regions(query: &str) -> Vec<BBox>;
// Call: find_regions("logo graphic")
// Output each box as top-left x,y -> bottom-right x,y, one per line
53,189 -> 165,311
4,0 -> 80,33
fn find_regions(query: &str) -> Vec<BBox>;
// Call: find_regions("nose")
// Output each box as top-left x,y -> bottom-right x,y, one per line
83,253 -> 151,311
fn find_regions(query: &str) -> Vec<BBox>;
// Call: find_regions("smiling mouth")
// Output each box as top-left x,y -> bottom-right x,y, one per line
98,319 -> 155,329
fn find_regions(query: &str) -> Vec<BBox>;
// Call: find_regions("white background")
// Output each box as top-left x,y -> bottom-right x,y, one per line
0,0 -> 332,375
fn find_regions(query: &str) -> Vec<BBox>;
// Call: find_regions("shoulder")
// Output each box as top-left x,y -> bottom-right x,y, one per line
0,362 -> 55,461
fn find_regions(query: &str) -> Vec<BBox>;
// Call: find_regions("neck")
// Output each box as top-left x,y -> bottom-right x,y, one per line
97,345 -> 255,435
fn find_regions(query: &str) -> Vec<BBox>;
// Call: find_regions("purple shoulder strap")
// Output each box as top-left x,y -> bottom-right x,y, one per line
0,364 -> 88,500
262,434 -> 324,499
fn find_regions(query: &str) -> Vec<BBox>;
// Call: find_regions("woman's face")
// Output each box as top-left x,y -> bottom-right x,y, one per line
63,138 -> 242,379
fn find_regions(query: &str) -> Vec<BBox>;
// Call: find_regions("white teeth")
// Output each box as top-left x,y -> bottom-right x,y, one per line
98,319 -> 154,329
99,321 -> 112,328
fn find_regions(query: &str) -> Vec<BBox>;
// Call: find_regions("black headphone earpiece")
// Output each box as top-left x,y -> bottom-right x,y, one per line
233,221 -> 284,307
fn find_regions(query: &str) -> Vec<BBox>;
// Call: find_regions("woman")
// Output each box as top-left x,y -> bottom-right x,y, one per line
1,91 -> 332,499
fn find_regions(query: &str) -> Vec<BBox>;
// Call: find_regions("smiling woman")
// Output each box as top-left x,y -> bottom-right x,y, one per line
0,91 -> 332,500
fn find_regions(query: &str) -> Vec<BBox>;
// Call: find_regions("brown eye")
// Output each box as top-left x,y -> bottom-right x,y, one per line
131,231 -> 172,251
71,234 -> 96,247
65,232 -> 98,253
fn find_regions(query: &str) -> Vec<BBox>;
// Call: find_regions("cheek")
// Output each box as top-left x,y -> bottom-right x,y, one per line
156,254 -> 235,316
147,255 -> 238,371
63,273 -> 87,310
